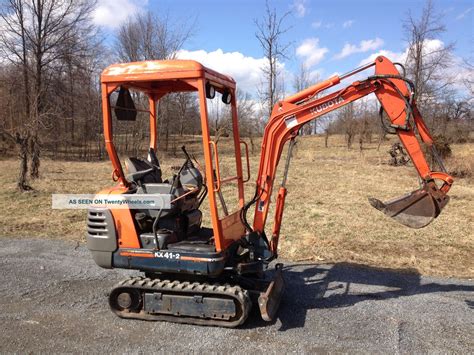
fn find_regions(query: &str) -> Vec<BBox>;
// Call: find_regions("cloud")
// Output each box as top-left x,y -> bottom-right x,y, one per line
456,7 -> 473,20
176,49 -> 267,94
342,20 -> 354,29
448,56 -> 474,95
309,69 -> 323,81
296,38 -> 329,67
359,49 -> 407,66
358,39 -> 472,96
311,20 -> 334,29
334,38 -> 384,59
93,0 -> 147,29
292,0 -> 307,17
359,39 -> 446,67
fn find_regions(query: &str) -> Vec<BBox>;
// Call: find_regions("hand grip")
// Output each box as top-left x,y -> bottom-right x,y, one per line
209,140 -> 221,192
240,140 -> 251,183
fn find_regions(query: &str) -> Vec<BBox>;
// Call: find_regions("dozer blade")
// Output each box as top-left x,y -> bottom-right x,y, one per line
368,187 -> 449,229
258,263 -> 285,321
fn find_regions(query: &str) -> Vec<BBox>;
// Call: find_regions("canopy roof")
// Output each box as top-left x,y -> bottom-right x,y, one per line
101,60 -> 236,91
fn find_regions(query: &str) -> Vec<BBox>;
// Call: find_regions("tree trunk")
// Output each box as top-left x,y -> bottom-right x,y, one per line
249,134 -> 255,155
30,134 -> 40,179
377,130 -> 386,151
346,132 -> 353,149
16,133 -> 31,191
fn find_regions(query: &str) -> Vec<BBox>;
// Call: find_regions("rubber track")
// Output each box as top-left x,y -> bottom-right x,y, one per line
109,276 -> 252,328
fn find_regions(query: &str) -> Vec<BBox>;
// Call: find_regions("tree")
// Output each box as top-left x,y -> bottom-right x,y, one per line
115,10 -> 193,152
236,91 -> 258,153
293,63 -> 310,135
404,0 -> 454,109
255,1 -> 291,119
341,103 -> 356,149
293,63 -> 321,135
115,11 -> 192,62
462,55 -> 474,98
0,0 -> 98,189
293,63 -> 311,92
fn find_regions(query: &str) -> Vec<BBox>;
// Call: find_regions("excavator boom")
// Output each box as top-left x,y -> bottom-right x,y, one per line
246,56 -> 453,254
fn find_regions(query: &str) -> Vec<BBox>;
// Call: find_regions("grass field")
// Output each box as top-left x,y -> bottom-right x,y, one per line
0,134 -> 472,278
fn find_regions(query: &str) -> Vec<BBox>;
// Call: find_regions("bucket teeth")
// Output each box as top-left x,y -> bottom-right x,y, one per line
368,186 -> 449,229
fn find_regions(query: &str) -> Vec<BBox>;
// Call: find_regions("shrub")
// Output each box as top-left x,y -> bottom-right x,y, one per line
447,156 -> 474,179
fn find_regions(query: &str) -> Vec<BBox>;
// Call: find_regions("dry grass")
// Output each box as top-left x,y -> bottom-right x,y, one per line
0,134 -> 472,278
274,135 -> 473,279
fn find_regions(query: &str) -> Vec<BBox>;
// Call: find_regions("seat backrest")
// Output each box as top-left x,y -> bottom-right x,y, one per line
125,157 -> 162,184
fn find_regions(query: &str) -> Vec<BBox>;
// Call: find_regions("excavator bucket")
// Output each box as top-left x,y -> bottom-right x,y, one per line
368,186 -> 449,229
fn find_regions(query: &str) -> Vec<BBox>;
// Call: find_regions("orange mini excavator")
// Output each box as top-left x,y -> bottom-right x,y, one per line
87,56 -> 453,327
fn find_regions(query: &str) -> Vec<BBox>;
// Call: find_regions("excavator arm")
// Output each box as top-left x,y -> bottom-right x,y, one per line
244,56 -> 453,255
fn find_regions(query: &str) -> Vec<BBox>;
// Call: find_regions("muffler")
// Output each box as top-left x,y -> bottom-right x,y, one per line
368,182 -> 449,229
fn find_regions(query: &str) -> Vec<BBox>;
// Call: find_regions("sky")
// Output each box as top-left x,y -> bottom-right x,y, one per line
93,0 -> 473,95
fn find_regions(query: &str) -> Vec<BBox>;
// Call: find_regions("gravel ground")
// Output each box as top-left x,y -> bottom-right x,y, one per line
0,238 -> 472,353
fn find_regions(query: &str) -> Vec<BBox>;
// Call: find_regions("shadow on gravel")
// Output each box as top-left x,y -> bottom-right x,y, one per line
244,262 -> 474,331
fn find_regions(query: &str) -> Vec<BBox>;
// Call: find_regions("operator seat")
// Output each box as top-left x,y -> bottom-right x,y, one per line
124,150 -> 202,219
124,148 -> 205,247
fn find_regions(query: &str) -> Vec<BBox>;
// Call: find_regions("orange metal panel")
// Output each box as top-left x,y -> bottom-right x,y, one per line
149,95 -> 157,150
97,186 -> 140,249
374,57 -> 432,180
230,92 -> 245,207
120,252 -> 154,258
283,75 -> 341,104
270,187 -> 287,254
101,60 -> 235,89
220,211 -> 246,249
197,79 -> 224,251
101,83 -> 127,187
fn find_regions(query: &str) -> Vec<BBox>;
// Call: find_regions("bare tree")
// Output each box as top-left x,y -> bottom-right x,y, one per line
207,97 -> 232,144
324,127 -> 330,148
404,0 -> 454,109
293,63 -> 311,92
115,11 -> 192,62
174,93 -> 197,137
356,98 -> 376,151
293,63 -> 321,135
255,1 -> 291,119
115,10 -> 193,152
293,63 -> 312,135
341,103 -> 356,149
0,0 -> 98,186
115,17 -> 141,62
0,1 -> 31,189
462,55 -> 474,97
236,91 -> 258,154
